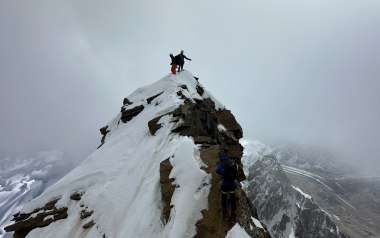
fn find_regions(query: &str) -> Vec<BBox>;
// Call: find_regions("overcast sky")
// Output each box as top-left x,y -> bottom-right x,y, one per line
1,0 -> 379,172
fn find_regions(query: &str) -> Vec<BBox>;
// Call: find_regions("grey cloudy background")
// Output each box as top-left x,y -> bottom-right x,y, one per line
1,0 -> 379,172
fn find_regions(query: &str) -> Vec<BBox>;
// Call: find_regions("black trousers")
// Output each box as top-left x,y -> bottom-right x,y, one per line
178,62 -> 184,71
221,185 -> 236,215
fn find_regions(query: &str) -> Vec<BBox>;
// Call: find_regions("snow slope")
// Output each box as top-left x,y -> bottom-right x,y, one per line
6,71 -> 254,238
0,151 -> 71,238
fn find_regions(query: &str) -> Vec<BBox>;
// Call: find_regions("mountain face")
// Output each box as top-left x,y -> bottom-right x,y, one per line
0,151 -> 73,238
244,154 -> 348,238
274,144 -> 380,238
4,71 -> 269,238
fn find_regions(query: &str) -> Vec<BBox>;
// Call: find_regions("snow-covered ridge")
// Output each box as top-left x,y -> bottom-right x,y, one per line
18,72 -> 212,238
5,71 -> 263,238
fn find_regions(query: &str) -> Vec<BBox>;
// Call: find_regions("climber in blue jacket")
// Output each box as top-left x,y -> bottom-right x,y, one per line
216,149 -> 238,222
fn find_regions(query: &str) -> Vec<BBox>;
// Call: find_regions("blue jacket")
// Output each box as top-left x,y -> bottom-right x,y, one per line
216,154 -> 238,187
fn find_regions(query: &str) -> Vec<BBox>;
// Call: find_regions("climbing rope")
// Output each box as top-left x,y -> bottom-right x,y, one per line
218,207 -> 223,238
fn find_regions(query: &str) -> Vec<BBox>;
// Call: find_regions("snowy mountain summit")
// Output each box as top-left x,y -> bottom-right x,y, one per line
4,71 -> 269,238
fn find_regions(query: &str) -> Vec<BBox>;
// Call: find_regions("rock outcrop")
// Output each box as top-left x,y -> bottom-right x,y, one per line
156,83 -> 268,237
4,199 -> 68,238
120,105 -> 144,123
159,158 -> 176,223
98,125 -> 110,148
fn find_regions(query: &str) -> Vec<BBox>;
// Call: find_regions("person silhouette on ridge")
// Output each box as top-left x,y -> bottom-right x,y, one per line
216,149 -> 238,223
170,53 -> 180,74
176,50 -> 191,72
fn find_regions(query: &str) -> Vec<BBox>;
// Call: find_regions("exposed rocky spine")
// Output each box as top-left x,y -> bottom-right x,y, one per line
156,82 -> 268,237
159,158 -> 176,223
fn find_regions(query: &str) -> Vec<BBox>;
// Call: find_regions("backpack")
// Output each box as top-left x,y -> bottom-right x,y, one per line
174,55 -> 181,65
221,159 -> 237,182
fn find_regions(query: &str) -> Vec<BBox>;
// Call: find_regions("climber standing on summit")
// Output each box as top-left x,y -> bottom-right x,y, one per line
176,50 -> 191,72
216,149 -> 238,223
170,53 -> 180,75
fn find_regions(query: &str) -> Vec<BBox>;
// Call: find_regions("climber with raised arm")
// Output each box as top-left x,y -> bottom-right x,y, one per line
216,148 -> 238,223
176,50 -> 191,72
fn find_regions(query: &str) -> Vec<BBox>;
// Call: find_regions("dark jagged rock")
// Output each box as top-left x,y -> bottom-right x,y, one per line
44,198 -> 60,210
216,109 -> 243,139
159,158 -> 175,223
123,98 -> 133,105
83,220 -> 95,229
121,105 -> 144,123
10,198 -> 60,223
146,92 -> 163,104
148,116 -> 163,135
80,210 -> 94,219
196,85 -> 204,96
176,90 -> 186,99
99,126 -> 109,136
5,199 -> 68,238
148,106 -> 184,136
98,125 -> 111,149
70,191 -> 83,201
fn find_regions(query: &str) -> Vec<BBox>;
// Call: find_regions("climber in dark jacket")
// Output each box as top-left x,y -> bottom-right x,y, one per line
169,54 -> 179,74
216,150 -> 238,222
176,50 -> 191,72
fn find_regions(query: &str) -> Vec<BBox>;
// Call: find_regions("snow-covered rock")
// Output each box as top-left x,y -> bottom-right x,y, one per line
241,140 -> 273,177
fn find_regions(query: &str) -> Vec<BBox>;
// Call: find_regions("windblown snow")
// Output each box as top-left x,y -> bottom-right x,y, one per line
9,72 -> 229,238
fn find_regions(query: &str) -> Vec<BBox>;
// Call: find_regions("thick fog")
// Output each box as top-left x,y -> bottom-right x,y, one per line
1,0 -> 379,172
